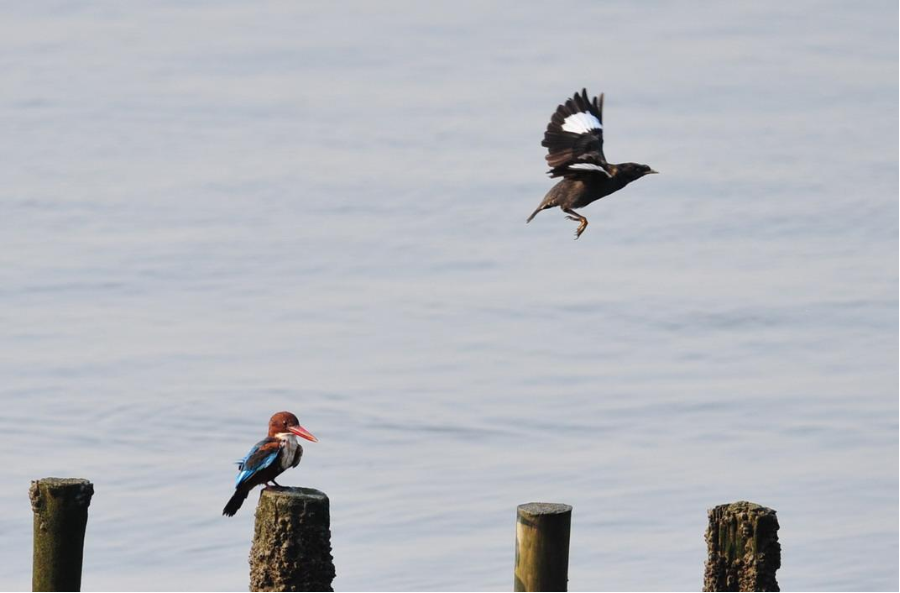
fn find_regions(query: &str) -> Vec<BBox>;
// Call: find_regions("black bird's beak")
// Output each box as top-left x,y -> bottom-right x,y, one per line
647,169 -> 659,174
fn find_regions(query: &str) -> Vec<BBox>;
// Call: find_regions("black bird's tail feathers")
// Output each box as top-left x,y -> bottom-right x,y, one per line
526,204 -> 547,223
527,184 -> 563,223
223,487 -> 249,517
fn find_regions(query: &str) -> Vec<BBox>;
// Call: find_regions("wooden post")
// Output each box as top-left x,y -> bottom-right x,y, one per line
703,501 -> 781,592
249,487 -> 335,592
514,502 -> 572,592
29,478 -> 94,592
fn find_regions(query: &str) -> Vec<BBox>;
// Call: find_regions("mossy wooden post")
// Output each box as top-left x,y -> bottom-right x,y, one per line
249,487 -> 335,592
29,478 -> 94,592
703,501 -> 781,592
514,502 -> 572,592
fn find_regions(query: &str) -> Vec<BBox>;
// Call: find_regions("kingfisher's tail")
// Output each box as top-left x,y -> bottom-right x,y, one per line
223,487 -> 249,517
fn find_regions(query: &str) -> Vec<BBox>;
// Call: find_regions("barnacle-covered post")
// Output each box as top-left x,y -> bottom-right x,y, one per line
30,478 -> 94,592
703,501 -> 780,592
514,502 -> 572,591
250,487 -> 335,592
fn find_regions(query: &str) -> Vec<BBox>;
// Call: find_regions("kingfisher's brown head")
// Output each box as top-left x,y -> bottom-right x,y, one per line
268,411 -> 318,442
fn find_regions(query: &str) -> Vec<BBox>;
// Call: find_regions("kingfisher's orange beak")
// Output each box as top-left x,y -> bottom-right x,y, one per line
289,424 -> 318,442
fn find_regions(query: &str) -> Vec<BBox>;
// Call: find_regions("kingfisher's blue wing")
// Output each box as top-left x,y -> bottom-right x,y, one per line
234,437 -> 282,487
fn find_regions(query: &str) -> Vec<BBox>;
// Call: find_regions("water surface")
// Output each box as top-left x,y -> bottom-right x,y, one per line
1,1 -> 897,590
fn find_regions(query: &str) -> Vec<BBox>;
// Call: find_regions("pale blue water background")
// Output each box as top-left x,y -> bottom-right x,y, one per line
1,1 -> 897,590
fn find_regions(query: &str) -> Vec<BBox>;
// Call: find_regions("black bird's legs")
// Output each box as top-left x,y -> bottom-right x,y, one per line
563,208 -> 589,239
271,479 -> 282,487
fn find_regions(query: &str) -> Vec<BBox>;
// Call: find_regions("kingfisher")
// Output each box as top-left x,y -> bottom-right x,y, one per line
527,89 -> 657,239
222,411 -> 318,517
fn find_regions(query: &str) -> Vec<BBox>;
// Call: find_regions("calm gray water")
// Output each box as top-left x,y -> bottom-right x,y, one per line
1,1 -> 897,590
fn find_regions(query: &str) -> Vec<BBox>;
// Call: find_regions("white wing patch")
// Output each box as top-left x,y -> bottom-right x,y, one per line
561,112 -> 602,134
568,163 -> 612,177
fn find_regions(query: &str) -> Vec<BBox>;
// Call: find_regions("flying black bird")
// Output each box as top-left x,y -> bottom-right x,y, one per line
527,89 -> 657,239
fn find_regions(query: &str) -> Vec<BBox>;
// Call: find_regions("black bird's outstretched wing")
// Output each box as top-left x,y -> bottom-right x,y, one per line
541,89 -> 611,178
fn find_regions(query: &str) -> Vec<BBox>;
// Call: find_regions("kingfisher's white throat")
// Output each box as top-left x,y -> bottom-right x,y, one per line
275,432 -> 300,470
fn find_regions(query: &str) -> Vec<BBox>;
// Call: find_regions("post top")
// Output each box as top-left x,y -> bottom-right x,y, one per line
708,501 -> 776,515
29,478 -> 94,512
32,478 -> 93,489
517,502 -> 572,516
259,486 -> 329,503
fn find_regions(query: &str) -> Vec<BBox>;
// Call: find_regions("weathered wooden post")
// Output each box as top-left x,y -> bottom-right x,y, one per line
514,502 -> 572,592
249,487 -> 335,592
703,501 -> 780,592
29,478 -> 94,592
